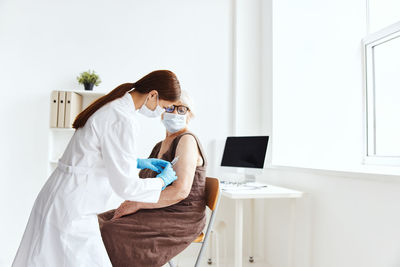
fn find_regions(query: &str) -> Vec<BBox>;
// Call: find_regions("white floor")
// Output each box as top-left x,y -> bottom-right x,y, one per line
161,244 -> 269,267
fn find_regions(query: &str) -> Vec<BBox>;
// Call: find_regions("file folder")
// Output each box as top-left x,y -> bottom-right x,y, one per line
65,92 -> 83,128
50,91 -> 59,127
57,91 -> 66,128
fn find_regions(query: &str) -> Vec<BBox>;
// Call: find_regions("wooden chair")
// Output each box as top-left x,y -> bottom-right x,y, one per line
168,177 -> 221,267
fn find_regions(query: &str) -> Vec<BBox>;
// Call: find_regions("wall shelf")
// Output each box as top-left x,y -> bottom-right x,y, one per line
66,90 -> 106,98
48,90 -> 106,174
50,128 -> 75,132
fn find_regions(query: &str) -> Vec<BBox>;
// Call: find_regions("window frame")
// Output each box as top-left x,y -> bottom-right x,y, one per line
363,21 -> 400,166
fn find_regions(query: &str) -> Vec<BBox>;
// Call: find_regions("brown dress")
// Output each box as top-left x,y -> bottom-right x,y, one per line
98,132 -> 207,267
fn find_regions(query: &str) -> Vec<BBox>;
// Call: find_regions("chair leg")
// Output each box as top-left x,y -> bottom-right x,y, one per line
214,231 -> 220,267
218,221 -> 228,266
195,242 -> 207,267
168,259 -> 177,267
207,231 -> 213,265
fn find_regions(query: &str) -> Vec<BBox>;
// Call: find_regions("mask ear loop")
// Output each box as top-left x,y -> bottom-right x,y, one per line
142,94 -> 149,108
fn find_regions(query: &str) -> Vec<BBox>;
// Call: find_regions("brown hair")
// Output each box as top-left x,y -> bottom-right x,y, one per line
72,70 -> 181,129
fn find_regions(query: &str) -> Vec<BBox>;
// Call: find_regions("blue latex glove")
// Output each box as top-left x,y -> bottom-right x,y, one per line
156,164 -> 178,190
137,158 -> 171,173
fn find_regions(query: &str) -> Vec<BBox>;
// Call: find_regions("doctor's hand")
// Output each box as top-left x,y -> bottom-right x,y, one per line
112,201 -> 140,220
156,164 -> 177,190
137,158 -> 171,173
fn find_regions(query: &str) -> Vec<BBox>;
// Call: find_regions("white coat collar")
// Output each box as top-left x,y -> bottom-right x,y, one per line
120,91 -> 137,114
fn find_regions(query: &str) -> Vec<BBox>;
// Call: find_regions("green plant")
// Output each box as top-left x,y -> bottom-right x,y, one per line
77,70 -> 101,86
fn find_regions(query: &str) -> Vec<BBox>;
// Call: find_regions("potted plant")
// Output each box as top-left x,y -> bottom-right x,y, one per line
77,70 -> 101,91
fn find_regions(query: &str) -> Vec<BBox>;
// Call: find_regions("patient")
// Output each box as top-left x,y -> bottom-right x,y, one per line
98,91 -> 206,267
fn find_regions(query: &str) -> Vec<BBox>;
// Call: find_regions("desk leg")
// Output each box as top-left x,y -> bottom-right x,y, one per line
288,199 -> 297,267
249,199 -> 254,263
234,199 -> 243,267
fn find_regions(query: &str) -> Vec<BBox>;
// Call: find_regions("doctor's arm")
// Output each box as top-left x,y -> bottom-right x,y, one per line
101,120 -> 165,203
113,134 -> 198,218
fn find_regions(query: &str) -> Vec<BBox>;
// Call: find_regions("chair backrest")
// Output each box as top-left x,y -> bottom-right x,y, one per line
205,177 -> 220,211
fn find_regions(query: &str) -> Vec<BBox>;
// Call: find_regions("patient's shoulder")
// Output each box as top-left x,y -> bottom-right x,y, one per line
176,134 -> 197,150
175,133 -> 204,166
174,133 -> 199,154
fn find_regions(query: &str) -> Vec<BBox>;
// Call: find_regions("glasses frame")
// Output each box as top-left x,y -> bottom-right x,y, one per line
164,105 -> 190,115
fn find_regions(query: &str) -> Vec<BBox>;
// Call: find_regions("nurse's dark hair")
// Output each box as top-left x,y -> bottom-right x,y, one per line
72,70 -> 181,129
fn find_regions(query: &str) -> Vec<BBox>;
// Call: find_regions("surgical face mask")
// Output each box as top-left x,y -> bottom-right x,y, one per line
162,113 -> 187,133
138,94 -> 164,118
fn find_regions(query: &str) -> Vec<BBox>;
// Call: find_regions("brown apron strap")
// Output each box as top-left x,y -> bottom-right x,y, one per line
148,141 -> 162,158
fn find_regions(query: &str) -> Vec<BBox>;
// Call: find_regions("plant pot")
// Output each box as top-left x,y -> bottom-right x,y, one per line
84,83 -> 94,91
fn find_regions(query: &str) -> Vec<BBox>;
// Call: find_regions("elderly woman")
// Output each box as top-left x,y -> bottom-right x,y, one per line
98,91 -> 207,267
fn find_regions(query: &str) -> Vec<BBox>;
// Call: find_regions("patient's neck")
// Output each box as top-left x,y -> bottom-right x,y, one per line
166,128 -> 188,139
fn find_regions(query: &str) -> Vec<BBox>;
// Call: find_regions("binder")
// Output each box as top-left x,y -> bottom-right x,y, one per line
64,92 -> 83,128
57,91 -> 66,128
50,91 -> 59,127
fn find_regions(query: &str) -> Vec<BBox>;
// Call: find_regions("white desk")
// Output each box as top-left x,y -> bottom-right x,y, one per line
221,182 -> 303,267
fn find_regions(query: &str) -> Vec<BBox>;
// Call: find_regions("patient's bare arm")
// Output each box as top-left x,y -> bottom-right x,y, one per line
113,135 -> 199,219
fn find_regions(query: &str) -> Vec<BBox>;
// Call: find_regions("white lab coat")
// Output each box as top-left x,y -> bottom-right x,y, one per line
12,92 -> 163,267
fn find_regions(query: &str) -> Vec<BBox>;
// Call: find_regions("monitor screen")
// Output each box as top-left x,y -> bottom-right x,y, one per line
220,136 -> 269,168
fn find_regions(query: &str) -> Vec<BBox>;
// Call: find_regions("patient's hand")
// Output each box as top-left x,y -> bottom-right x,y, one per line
112,201 -> 140,219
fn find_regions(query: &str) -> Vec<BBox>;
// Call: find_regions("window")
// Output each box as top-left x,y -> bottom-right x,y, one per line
363,21 -> 400,165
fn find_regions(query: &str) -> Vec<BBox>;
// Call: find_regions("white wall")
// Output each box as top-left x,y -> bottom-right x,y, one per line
0,0 -> 231,266
233,0 -> 263,136
259,168 -> 400,267
369,0 -> 400,33
272,0 -> 367,170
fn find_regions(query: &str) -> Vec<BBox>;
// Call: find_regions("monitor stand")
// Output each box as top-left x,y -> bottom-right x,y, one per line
244,174 -> 256,183
234,168 -> 262,185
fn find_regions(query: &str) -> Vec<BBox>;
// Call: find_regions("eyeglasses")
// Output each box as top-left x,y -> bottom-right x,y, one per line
164,105 -> 189,115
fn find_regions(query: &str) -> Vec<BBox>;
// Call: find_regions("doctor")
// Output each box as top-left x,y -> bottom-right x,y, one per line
12,70 -> 181,267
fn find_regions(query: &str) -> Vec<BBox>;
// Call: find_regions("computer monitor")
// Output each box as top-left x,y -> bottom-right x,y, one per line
220,136 -> 269,182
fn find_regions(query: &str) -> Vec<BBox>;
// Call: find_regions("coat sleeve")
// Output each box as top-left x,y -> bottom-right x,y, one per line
100,119 -> 163,203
